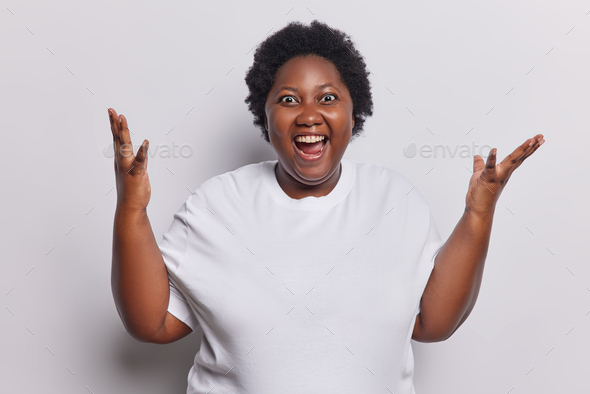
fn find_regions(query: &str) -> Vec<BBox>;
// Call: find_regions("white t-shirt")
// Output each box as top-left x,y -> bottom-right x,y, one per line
159,157 -> 444,394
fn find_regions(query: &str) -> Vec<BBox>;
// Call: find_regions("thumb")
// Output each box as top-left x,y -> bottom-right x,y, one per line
473,154 -> 485,173
135,139 -> 149,170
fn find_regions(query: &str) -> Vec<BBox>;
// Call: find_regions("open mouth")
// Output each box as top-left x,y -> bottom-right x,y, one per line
293,135 -> 328,157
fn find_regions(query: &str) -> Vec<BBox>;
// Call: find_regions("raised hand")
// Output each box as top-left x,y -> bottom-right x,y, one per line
108,108 -> 151,211
466,134 -> 545,215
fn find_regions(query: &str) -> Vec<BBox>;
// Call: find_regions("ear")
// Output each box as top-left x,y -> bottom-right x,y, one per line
264,115 -> 273,146
352,114 -> 355,129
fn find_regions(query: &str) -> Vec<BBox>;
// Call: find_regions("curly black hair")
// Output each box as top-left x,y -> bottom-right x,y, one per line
244,20 -> 373,143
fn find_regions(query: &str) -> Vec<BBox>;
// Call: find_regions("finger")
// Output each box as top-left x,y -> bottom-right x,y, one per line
481,148 -> 497,182
117,114 -> 136,163
503,137 -> 545,179
108,108 -> 121,159
119,139 -> 135,162
518,137 -> 544,162
119,114 -> 132,146
135,139 -> 149,169
497,136 -> 540,175
499,137 -> 533,170
108,108 -> 116,142
108,108 -> 122,170
510,137 -> 545,172
108,108 -> 120,142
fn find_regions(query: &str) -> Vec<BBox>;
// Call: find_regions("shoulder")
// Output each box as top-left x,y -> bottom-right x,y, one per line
349,158 -> 413,187
199,161 -> 264,190
186,161 -> 267,206
348,158 -> 417,196
348,158 -> 431,211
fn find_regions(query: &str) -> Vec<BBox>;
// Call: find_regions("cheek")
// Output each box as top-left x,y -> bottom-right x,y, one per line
324,108 -> 354,130
269,109 -> 295,132
266,114 -> 288,146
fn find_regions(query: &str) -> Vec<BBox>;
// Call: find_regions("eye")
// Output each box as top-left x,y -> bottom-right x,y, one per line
279,96 -> 297,104
321,94 -> 337,102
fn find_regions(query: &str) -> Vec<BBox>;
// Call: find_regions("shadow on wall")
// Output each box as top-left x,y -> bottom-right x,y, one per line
111,326 -> 203,392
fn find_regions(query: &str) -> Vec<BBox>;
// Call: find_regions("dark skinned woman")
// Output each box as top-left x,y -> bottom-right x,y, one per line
109,20 -> 544,394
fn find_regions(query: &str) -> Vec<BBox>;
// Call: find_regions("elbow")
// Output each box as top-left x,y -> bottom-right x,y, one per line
414,329 -> 452,343
115,307 -> 162,344
434,329 -> 454,342
431,320 -> 464,342
414,305 -> 474,342
415,328 -> 455,343
126,327 -> 158,344
412,314 -> 460,343
430,322 -> 463,342
123,318 -> 166,344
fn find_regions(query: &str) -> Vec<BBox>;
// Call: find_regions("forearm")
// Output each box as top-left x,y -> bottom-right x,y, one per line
419,207 -> 494,341
111,206 -> 170,342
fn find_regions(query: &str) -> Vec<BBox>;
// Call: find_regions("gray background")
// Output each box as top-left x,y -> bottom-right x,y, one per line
1,0 -> 588,393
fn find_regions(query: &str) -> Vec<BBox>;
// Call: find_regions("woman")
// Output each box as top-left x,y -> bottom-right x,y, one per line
109,20 -> 544,393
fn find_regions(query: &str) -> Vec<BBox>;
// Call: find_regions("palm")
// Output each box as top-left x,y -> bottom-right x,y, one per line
465,134 -> 545,214
108,108 -> 152,210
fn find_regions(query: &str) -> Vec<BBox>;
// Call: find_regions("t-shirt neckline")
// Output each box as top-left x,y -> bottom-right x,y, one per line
261,158 -> 354,210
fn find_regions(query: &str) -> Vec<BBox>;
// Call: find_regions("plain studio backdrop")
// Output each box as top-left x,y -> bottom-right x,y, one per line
1,0 -> 589,393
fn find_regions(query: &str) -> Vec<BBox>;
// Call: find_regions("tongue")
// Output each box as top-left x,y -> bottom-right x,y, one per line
296,140 -> 323,155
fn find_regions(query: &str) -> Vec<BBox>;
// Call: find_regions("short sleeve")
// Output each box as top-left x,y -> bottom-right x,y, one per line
168,275 -> 199,331
415,210 -> 445,315
158,200 -> 200,331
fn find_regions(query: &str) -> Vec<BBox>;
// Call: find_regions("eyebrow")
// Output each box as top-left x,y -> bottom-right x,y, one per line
277,83 -> 336,94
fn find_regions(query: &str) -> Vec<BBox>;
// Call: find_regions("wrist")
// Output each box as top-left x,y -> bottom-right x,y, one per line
115,201 -> 148,217
464,205 -> 495,221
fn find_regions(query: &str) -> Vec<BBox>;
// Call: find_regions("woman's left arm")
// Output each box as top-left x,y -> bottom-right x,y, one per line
412,134 -> 545,343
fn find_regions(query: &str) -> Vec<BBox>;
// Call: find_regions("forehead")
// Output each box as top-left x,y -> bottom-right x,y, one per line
272,55 -> 343,87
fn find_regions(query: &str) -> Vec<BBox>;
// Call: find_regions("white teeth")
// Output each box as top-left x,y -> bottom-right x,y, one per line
295,135 -> 325,143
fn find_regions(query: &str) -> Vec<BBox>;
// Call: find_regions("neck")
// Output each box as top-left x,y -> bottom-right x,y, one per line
275,162 -> 342,200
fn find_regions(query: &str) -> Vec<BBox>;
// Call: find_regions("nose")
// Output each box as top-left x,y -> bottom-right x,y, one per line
296,101 -> 323,127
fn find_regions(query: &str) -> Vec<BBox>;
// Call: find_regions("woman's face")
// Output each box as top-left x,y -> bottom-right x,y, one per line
264,55 -> 354,195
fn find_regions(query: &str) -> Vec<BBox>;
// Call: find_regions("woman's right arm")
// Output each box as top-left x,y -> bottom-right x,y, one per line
108,108 -> 192,344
